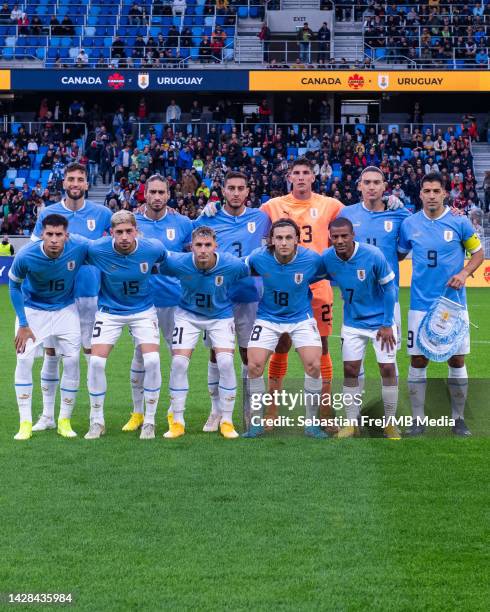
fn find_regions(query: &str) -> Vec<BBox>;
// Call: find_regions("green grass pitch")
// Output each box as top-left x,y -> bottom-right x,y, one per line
0,286 -> 489,610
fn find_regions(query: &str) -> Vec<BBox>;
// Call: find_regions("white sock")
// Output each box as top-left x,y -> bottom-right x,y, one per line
343,383 -> 361,423
207,360 -> 220,416
88,355 -> 107,425
169,355 -> 189,425
247,377 -> 265,420
382,384 -> 398,422
408,366 -> 427,420
142,351 -> 161,425
40,354 -> 60,419
15,357 -> 34,423
130,349 -> 145,414
304,374 -> 322,421
216,352 -> 237,424
59,354 -> 80,420
358,365 -> 365,395
448,365 -> 468,420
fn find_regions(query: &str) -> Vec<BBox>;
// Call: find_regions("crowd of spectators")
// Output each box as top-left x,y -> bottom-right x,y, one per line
1,97 -> 487,235
363,1 -> 490,66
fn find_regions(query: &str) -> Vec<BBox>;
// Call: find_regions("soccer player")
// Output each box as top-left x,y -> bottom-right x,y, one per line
194,171 -> 271,432
122,174 -> 193,433
321,218 -> 400,439
8,214 -> 89,440
340,166 -> 410,349
398,172 -> 483,437
259,158 -> 344,411
30,162 -> 112,432
159,226 -> 249,440
243,219 -> 327,439
84,211 -> 167,440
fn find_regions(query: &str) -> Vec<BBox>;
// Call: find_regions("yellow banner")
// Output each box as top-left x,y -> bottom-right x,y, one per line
399,259 -> 490,288
249,70 -> 490,92
0,70 -> 11,90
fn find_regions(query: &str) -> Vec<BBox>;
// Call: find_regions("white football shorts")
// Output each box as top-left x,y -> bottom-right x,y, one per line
91,307 -> 160,347
407,309 -> 470,356
16,303 -> 81,360
341,324 -> 398,364
43,296 -> 97,351
247,317 -> 322,352
172,307 -> 235,351
203,301 -> 258,350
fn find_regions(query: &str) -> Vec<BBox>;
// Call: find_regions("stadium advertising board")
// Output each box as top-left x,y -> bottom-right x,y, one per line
399,259 -> 490,288
249,70 -> 490,92
7,69 -> 250,92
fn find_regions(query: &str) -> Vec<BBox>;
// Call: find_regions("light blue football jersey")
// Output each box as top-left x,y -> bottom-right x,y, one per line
159,251 -> 249,319
8,236 -> 90,311
320,242 -> 395,330
32,199 -> 112,299
246,246 -> 324,324
193,207 -> 271,303
340,203 -> 410,289
398,208 -> 481,310
135,211 -> 192,307
86,236 -> 167,315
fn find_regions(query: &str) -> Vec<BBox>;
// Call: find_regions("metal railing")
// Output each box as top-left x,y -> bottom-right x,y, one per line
334,2 -> 489,23
5,119 -> 88,142
131,121 -> 474,140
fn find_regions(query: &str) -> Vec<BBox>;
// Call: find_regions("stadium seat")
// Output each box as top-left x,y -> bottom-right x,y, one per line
6,168 -> 17,179
14,177 -> 26,188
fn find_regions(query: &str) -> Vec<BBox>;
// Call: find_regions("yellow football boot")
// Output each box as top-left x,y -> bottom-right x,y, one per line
122,412 -> 144,432
163,422 -> 185,439
384,424 -> 402,440
14,421 -> 32,441
336,425 -> 360,439
220,421 -> 239,439
57,418 -> 77,438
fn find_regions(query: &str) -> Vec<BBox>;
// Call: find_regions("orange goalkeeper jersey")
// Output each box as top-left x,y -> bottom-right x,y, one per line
260,193 -> 344,254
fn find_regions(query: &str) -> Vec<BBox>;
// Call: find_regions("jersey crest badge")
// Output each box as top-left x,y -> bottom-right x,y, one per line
357,269 -> 366,281
138,72 -> 149,90
444,230 -> 454,242
215,275 -> 223,286
166,228 -> 175,241
140,262 -> 149,273
87,219 -> 96,231
310,208 -> 318,218
247,222 -> 256,233
294,273 -> 304,284
384,221 -> 393,232
67,260 -> 76,271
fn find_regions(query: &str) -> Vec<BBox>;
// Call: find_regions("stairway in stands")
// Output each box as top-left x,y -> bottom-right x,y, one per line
88,183 -> 108,205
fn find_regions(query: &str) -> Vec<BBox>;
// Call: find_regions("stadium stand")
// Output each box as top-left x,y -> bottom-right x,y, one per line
0,107 -> 483,234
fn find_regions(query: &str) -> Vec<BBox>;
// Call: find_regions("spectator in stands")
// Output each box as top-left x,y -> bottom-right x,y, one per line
17,12 -> 29,35
112,36 -> 127,59
199,36 -> 212,63
61,15 -> 74,37
476,43 -> 489,66
317,21 -> 331,63
258,22 -> 271,63
166,24 -> 179,49
166,99 -> 181,124
76,49 -> 89,66
129,2 -> 145,26
297,22 -> 314,64
10,5 -> 21,24
132,34 -> 146,59
40,150 -> 54,170
30,15 -> 43,36
49,15 -> 62,36
0,3 -> 9,24
172,0 -> 186,17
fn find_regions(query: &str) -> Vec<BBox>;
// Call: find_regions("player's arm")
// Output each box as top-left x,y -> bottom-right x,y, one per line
447,232 -> 484,289
375,257 -> 396,351
31,212 -> 44,241
397,220 -> 411,261
8,272 -> 36,353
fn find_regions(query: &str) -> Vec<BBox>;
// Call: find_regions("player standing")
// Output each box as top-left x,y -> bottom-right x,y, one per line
340,167 -> 410,349
84,211 -> 167,440
159,226 -> 249,439
30,162 -> 112,432
122,174 -> 193,432
9,214 -> 89,440
194,171 -> 271,431
398,172 -> 483,436
243,219 -> 327,439
321,218 -> 400,439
